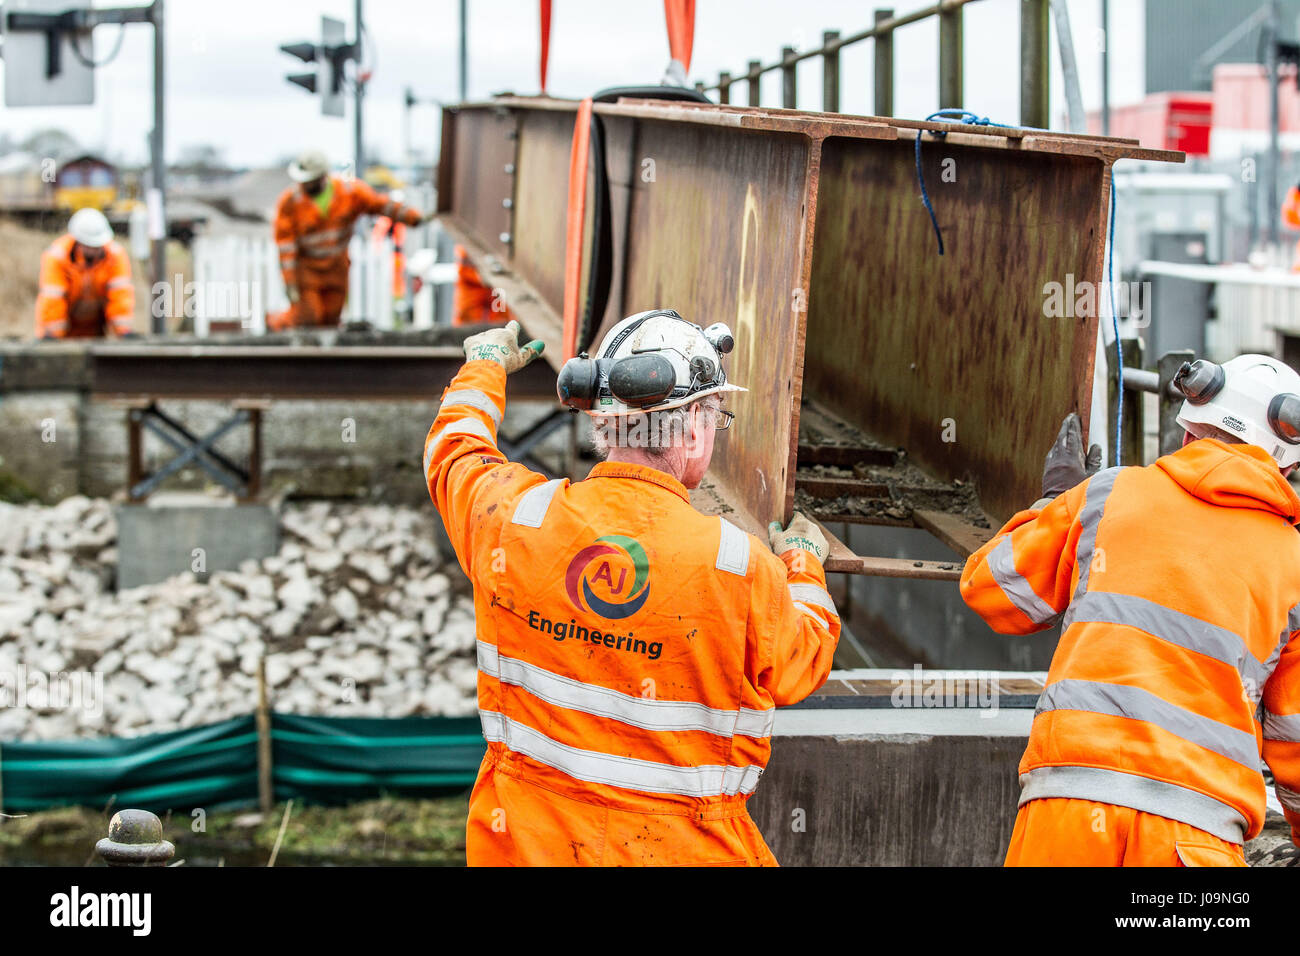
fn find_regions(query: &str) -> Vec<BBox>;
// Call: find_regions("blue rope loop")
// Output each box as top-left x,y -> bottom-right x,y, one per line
911,108 -> 1124,462
913,111 -> 1011,256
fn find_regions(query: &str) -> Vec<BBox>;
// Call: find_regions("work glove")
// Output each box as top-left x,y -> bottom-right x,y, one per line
402,209 -> 424,228
1042,412 -> 1102,499
768,512 -> 829,566
285,284 -> 300,305
463,319 -> 544,373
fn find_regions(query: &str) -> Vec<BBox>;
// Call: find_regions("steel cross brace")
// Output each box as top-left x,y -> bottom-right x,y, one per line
497,408 -> 571,478
127,403 -> 255,500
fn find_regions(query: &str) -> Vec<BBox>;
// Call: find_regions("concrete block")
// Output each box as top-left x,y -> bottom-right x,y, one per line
0,392 -> 82,502
751,707 -> 1032,866
115,494 -> 280,589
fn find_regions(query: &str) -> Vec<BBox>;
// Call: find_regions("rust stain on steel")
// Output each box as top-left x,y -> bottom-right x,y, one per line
439,97 -> 1181,530
804,138 -> 1106,520
443,107 -> 518,259
511,109 -> 572,313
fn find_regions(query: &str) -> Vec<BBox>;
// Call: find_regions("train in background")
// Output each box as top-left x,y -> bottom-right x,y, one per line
0,152 -> 137,216
0,151 -> 205,242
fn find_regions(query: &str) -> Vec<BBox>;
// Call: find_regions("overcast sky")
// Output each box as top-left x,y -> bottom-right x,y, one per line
0,0 -> 1146,168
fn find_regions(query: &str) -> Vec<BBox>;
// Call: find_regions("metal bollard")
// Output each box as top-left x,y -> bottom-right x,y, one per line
95,809 -> 175,867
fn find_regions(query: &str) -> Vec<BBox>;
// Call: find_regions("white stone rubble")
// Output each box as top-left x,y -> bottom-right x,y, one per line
0,497 -> 478,741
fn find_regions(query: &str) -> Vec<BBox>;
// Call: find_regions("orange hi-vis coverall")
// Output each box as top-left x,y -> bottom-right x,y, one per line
961,438 -> 1300,866
269,177 -> 421,330
451,244 -> 512,326
424,361 -> 841,866
1284,185 -> 1300,272
35,234 -> 134,339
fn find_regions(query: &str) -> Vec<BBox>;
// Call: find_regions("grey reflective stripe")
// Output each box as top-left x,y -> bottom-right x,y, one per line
1263,707 -> 1300,742
1276,783 -> 1300,814
1073,467 -> 1119,599
788,583 -> 838,618
1037,678 -> 1260,770
1065,590 -> 1269,692
715,517 -> 749,576
301,245 -> 347,259
1263,603 -> 1300,682
439,388 -> 502,426
1018,765 -> 1248,844
301,228 -> 347,245
988,535 -> 1060,626
478,709 -> 763,797
511,478 -> 564,528
106,277 -> 133,290
422,418 -> 494,476
477,641 -> 774,738
39,285 -> 66,297
277,241 -> 296,252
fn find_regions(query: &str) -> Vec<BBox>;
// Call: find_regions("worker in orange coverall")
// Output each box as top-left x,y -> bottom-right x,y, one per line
424,310 -> 840,865
1283,183 -> 1300,271
268,150 -> 424,330
961,354 -> 1300,866
451,243 -> 512,326
35,208 -> 134,339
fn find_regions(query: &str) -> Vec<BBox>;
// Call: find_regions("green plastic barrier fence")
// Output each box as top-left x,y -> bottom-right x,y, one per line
0,714 -> 485,813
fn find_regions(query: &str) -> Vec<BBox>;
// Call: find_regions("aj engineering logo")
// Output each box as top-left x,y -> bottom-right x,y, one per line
565,535 -> 651,619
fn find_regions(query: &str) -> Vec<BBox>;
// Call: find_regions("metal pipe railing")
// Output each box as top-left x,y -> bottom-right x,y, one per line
696,0 -> 1049,127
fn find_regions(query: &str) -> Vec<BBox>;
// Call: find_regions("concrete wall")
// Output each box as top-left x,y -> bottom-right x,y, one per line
751,708 -> 1031,866
0,342 -> 563,506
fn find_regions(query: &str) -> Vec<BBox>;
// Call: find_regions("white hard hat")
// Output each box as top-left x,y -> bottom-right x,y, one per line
1175,353 -> 1300,468
389,189 -> 406,205
287,149 -> 330,183
557,309 -> 746,416
68,207 -> 113,248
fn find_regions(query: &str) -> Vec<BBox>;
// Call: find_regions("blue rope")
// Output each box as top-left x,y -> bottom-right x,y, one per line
914,110 -> 1019,255
1108,185 -> 1122,466
913,132 -> 944,255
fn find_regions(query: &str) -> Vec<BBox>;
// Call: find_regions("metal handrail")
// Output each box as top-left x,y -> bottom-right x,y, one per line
694,0 -> 1050,129
699,0 -> 985,90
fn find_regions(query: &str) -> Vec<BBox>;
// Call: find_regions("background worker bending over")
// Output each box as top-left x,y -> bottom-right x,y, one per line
424,310 -> 840,866
962,355 -> 1300,866
35,208 -> 134,339
269,149 -> 425,331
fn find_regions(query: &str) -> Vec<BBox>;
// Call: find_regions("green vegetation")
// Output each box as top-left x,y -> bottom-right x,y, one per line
0,795 -> 470,866
0,467 -> 41,504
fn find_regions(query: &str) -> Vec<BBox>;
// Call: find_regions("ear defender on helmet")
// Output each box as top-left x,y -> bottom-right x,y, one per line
557,353 -> 680,411
1268,393 -> 1300,445
1173,359 -> 1226,405
607,353 -> 676,407
557,355 -> 603,411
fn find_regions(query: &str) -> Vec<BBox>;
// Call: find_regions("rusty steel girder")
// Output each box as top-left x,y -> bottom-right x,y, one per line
437,97 -> 1181,556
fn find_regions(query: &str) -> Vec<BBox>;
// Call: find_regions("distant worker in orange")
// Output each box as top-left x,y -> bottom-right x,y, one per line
1284,183 -> 1300,271
35,208 -> 134,339
269,150 -> 425,331
424,310 -> 840,865
962,355 -> 1300,866
371,188 -> 410,303
451,244 -> 512,326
